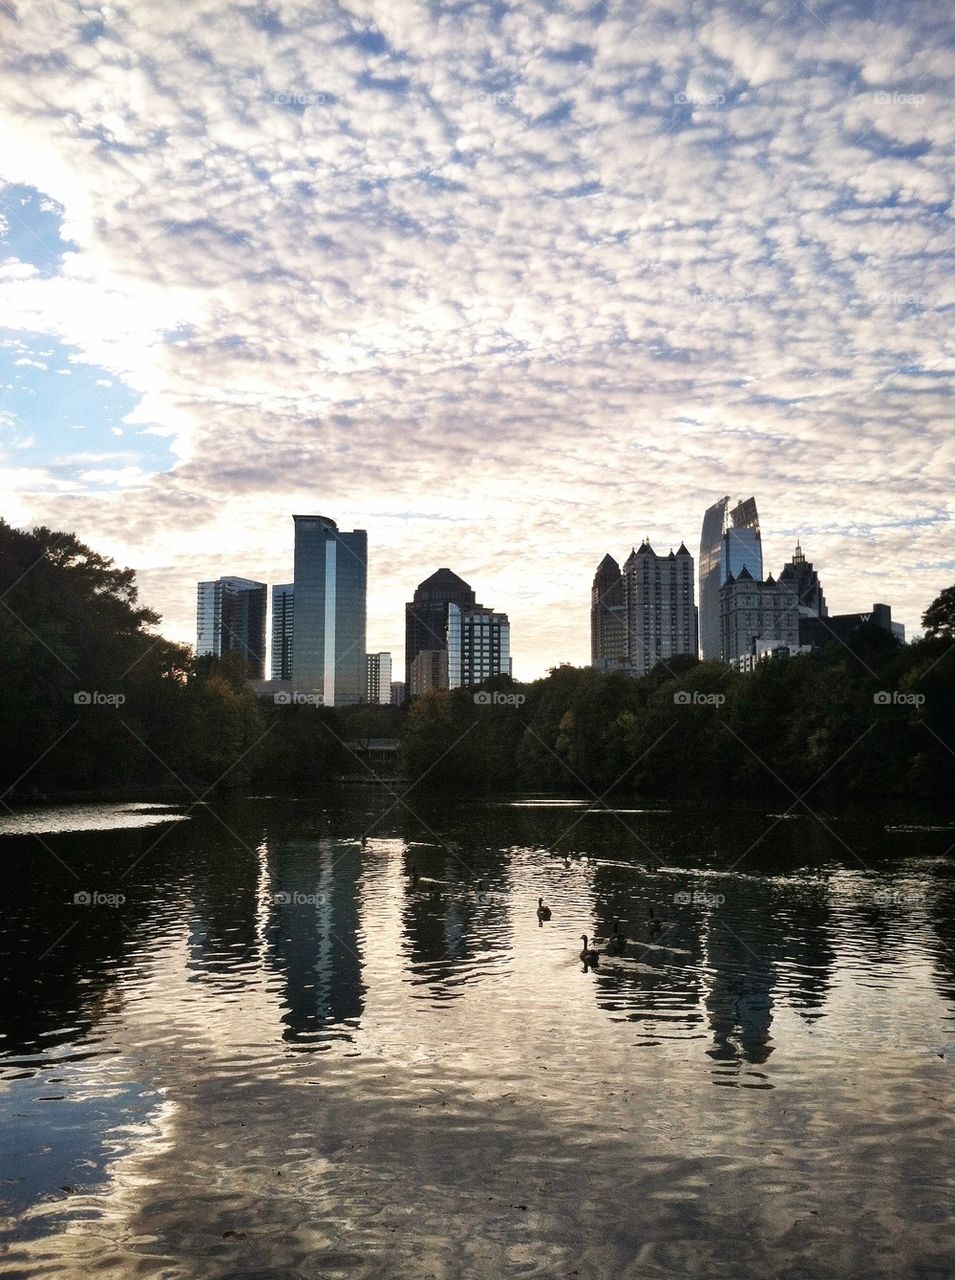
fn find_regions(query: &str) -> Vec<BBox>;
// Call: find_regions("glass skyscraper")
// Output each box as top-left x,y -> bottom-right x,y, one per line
270,583 -> 294,680
699,496 -> 763,660
196,576 -> 267,678
404,568 -> 476,690
291,515 -> 367,706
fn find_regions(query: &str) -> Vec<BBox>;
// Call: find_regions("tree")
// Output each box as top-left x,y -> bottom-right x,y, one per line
923,584 -> 955,639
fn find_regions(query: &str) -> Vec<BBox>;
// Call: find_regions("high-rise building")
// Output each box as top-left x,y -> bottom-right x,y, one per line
779,541 -> 827,619
404,569 -> 476,690
270,583 -> 294,680
196,576 -> 267,678
291,515 -> 367,706
410,649 -> 449,697
447,604 -> 511,688
366,652 -> 393,705
719,569 -> 799,666
699,496 -> 763,660
591,554 -> 627,666
620,541 -> 697,676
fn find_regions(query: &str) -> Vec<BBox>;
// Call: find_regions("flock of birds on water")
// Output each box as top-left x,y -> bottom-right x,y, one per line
407,854 -> 668,971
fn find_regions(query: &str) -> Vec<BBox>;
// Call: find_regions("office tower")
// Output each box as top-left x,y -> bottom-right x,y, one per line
591,554 -> 627,666
800,602 -> 899,650
620,541 -> 698,676
719,569 -> 799,665
447,604 -> 511,688
390,681 -> 406,706
699,496 -> 763,660
366,652 -> 393,705
196,576 -> 267,678
270,583 -> 294,680
404,569 -> 476,690
291,514 -> 367,706
779,541 -> 827,619
410,649 -> 449,697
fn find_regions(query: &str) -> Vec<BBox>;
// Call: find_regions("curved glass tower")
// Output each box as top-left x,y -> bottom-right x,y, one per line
699,496 -> 762,661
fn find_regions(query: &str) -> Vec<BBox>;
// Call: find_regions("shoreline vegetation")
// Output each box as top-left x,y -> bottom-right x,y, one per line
2,519 -> 954,805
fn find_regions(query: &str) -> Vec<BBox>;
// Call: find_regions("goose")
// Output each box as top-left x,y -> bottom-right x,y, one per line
606,917 -> 627,953
580,934 -> 600,966
537,897 -> 552,921
648,905 -> 663,937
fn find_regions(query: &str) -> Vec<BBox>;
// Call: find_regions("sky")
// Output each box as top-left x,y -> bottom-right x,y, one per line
0,0 -> 952,681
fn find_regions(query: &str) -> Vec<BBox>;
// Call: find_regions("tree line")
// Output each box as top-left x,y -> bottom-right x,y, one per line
1,519 -> 953,802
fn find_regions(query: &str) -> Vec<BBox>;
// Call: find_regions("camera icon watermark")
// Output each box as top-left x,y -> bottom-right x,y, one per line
673,690 -> 725,706
274,690 -> 324,706
73,690 -> 126,707
874,690 -> 925,707
73,890 -> 126,907
473,691 -> 526,706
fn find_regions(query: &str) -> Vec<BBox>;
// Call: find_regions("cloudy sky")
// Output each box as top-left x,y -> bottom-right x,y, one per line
1,0 -> 952,680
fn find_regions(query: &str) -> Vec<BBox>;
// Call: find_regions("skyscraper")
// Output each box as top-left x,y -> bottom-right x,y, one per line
291,515 -> 367,706
404,569 -> 476,690
591,553 -> 627,666
620,541 -> 697,676
699,496 -> 763,660
270,583 -> 294,680
447,604 -> 511,688
196,576 -> 267,678
778,541 -> 827,619
719,569 -> 799,666
366,652 -> 393,705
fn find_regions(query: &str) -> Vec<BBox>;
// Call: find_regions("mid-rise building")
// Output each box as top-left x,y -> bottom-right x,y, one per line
270,583 -> 294,680
196,576 -> 267,678
366,652 -> 393,705
591,553 -> 628,666
800,602 -> 900,650
404,569 -> 476,690
621,540 -> 697,676
291,514 -> 367,706
390,681 -> 406,706
447,603 -> 511,689
699,496 -> 763,660
719,569 -> 799,666
410,649 -> 449,697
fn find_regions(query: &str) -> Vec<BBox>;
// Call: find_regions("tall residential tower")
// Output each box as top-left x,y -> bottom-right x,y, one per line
196,576 -> 267,678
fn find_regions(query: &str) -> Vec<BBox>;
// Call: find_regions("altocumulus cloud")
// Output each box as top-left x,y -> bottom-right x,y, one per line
0,0 -> 952,676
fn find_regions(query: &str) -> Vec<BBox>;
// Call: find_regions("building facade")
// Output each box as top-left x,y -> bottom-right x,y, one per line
447,604 -> 511,689
699,496 -> 763,660
270,583 -> 294,680
779,541 -> 827,619
389,681 -> 406,706
404,569 -> 476,690
410,649 -> 449,697
591,553 -> 628,666
291,514 -> 367,706
365,652 -> 393,705
719,569 -> 799,666
800,602 -> 900,650
620,540 -> 697,676
196,576 -> 267,678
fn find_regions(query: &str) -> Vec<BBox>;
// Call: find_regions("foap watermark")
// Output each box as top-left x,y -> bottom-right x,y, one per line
73,890 -> 125,907
474,690 -> 525,706
873,888 -> 926,907
479,91 -> 515,107
273,890 -> 325,906
674,91 -> 725,107
274,690 -> 324,706
871,90 -> 926,107
674,889 -> 725,907
74,691 -> 126,707
270,89 -> 327,107
874,690 -> 925,707
673,690 -> 725,706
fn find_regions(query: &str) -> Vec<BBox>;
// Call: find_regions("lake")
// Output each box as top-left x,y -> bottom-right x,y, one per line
1,792 -> 953,1279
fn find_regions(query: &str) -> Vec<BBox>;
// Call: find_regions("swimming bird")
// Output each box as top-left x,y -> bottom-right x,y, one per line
537,897 -> 552,921
606,917 -> 627,953
648,905 -> 663,937
580,934 -> 600,966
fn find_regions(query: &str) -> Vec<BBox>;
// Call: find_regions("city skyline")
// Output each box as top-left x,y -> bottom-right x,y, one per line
3,3 -> 950,680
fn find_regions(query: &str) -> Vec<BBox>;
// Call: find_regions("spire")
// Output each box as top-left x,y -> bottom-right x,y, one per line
793,540 -> 805,564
